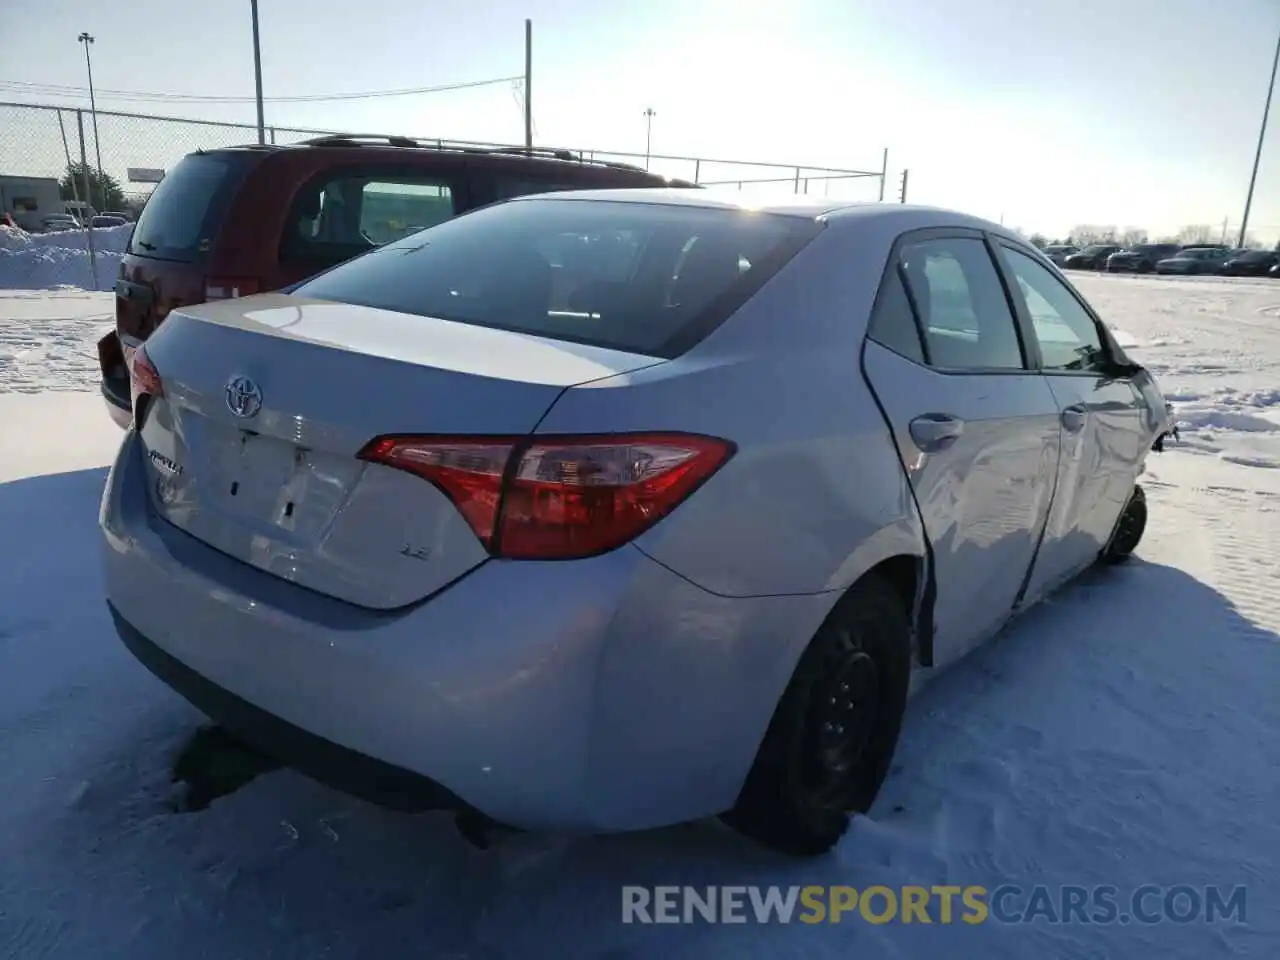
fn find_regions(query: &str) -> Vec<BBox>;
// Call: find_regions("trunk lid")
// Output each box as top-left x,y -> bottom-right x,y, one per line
136,293 -> 665,609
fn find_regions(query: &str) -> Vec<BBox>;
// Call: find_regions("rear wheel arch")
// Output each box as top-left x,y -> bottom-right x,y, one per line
724,565 -> 917,854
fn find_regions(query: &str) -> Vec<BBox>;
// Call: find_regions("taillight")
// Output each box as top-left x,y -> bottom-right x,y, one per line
358,433 -> 734,560
130,344 -> 163,402
205,277 -> 262,300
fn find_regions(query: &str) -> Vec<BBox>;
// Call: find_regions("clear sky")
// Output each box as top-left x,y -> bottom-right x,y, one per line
4,0 -> 1280,242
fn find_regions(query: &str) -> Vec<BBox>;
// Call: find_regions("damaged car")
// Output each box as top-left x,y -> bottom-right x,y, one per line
101,193 -> 1174,857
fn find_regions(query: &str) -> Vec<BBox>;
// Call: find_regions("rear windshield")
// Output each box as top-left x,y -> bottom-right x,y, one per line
293,197 -> 822,358
128,152 -> 254,263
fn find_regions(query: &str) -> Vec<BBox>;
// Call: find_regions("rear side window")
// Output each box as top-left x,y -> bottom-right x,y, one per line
128,153 -> 253,263
867,268 -> 925,364
293,198 -> 822,358
282,174 -> 458,268
899,237 -> 1026,370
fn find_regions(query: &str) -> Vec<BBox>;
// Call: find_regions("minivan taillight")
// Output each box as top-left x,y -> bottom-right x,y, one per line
205,277 -> 261,300
358,433 -> 735,559
129,344 -> 163,400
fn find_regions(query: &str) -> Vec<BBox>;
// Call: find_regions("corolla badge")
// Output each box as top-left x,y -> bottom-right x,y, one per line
225,374 -> 263,419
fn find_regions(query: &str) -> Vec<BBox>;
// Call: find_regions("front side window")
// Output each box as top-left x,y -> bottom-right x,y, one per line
1001,246 -> 1106,372
899,237 -> 1025,370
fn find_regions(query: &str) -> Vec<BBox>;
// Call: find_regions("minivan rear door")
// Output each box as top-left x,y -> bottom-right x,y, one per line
116,150 -> 258,343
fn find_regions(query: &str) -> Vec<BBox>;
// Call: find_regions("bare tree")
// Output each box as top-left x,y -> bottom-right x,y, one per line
1240,232 -> 1260,249
1178,224 -> 1215,245
1119,227 -> 1149,246
1028,233 -> 1049,249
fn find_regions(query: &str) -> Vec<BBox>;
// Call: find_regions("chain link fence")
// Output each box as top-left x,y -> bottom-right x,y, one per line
0,100 -> 887,214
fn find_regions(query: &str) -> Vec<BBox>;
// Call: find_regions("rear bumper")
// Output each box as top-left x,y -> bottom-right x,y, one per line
98,329 -> 132,430
101,374 -> 132,430
100,431 -> 832,833
109,601 -> 465,812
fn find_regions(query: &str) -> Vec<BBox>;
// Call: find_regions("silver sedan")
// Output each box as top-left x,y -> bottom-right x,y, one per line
101,190 -> 1173,856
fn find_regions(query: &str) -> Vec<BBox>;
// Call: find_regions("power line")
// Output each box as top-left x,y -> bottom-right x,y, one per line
0,75 -> 522,104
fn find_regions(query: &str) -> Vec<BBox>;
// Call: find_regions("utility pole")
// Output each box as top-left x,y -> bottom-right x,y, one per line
878,147 -> 888,201
524,19 -> 533,149
77,32 -> 104,194
250,0 -> 265,144
77,110 -> 97,285
898,169 -> 909,204
643,107 -> 656,170
1239,22 -> 1280,250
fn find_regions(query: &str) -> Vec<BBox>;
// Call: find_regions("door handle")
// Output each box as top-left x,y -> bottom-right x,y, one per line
909,414 -> 965,452
1061,404 -> 1088,433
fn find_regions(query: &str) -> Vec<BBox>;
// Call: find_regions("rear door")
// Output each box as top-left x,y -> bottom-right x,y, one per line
861,229 -> 1063,667
117,151 -> 257,344
994,242 -> 1148,602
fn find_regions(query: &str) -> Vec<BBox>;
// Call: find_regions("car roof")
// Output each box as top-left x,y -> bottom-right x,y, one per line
503,188 -> 1025,237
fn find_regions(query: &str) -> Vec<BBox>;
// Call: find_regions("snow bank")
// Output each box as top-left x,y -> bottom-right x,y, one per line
0,224 -> 132,292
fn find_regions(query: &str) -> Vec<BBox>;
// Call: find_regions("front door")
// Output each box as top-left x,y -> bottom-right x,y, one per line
861,230 -> 1062,667
994,243 -> 1148,603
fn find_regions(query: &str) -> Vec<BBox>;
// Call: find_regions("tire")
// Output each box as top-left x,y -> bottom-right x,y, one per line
722,573 -> 912,856
1101,485 -> 1147,564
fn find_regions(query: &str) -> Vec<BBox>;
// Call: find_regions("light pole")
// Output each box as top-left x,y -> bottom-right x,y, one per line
77,32 -> 104,199
643,107 -> 656,170
1238,24 -> 1280,250
250,0 -> 265,144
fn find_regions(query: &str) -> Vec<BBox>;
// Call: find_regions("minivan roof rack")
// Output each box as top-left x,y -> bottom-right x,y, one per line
477,145 -> 650,174
292,134 -> 658,175
296,133 -> 421,148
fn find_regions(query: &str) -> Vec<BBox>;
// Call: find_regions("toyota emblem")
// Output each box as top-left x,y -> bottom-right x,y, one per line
225,374 -> 263,419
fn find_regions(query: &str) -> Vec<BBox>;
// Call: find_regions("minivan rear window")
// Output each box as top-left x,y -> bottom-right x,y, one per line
293,197 -> 822,358
128,152 -> 254,263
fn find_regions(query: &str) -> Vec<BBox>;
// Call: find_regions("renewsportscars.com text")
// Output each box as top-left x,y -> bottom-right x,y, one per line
621,884 -> 1248,926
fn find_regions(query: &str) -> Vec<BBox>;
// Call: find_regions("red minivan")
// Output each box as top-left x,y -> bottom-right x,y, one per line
99,135 -> 694,427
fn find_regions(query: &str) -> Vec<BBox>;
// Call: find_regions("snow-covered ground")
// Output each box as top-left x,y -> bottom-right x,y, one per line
0,290 -> 113,394
0,275 -> 1277,958
0,224 -> 131,293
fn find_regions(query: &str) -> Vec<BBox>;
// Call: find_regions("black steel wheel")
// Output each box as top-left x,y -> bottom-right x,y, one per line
1102,485 -> 1147,564
723,573 -> 911,856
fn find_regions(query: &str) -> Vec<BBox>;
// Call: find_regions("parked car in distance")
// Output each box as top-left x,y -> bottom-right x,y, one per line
40,214 -> 80,232
1155,247 -> 1232,275
1062,244 -> 1122,270
102,193 -> 1174,857
1043,243 -> 1078,266
97,135 -> 699,430
1105,243 -> 1182,274
1220,249 -> 1279,277
99,209 -> 135,222
90,214 -> 130,229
